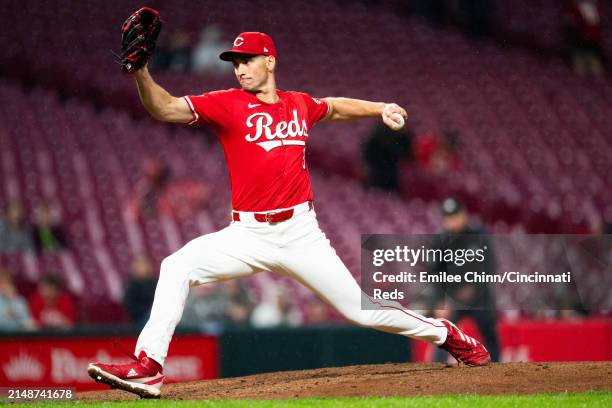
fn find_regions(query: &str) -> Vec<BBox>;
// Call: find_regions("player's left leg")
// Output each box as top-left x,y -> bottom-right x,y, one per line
88,224 -> 277,397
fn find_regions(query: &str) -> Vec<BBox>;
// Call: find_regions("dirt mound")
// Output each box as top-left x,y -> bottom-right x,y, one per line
79,362 -> 612,401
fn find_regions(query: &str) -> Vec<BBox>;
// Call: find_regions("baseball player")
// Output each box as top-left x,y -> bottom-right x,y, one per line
88,8 -> 490,399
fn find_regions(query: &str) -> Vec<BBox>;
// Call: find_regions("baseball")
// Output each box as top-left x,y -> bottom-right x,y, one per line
388,112 -> 405,130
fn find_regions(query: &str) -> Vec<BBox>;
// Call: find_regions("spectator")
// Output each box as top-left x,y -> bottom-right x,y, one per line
192,25 -> 228,75
128,159 -> 209,220
302,297 -> 331,325
362,123 -> 412,191
0,268 -> 37,331
181,280 -> 254,330
0,201 -> 34,252
128,159 -> 171,219
32,203 -> 68,253
428,198 -> 501,362
223,280 -> 255,326
181,284 -> 228,332
563,0 -> 605,78
28,274 -> 76,330
414,130 -> 460,176
251,287 -> 303,328
123,255 -> 157,326
150,29 -> 192,72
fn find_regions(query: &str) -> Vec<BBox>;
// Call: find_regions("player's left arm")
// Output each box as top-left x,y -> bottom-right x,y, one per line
323,97 -> 407,129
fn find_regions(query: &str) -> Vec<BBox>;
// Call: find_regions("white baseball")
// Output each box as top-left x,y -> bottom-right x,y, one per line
388,112 -> 405,130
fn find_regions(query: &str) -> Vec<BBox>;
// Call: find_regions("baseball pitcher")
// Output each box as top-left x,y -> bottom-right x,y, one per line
88,8 -> 489,399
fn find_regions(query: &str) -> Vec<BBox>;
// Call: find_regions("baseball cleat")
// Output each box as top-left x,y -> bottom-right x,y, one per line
438,319 -> 491,366
87,351 -> 164,399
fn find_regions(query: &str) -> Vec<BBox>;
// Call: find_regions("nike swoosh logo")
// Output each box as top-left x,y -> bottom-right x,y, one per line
248,103 -> 261,108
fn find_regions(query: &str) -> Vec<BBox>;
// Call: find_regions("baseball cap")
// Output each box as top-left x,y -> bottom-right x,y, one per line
441,198 -> 465,216
219,32 -> 277,61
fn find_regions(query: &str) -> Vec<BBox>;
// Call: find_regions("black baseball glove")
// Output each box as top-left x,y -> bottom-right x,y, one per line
115,7 -> 162,74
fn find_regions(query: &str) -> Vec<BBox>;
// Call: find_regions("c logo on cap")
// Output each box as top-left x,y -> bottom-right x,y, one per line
233,37 -> 244,47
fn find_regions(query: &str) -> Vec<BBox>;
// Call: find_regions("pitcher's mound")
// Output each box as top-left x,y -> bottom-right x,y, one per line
79,362 -> 612,401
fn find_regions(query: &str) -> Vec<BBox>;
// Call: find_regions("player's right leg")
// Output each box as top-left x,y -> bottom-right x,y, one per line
281,236 -> 449,342
276,210 -> 490,366
88,224 -> 276,398
283,240 -> 489,366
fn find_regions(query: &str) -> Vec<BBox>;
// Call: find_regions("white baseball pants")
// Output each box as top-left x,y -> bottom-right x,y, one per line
136,201 -> 447,365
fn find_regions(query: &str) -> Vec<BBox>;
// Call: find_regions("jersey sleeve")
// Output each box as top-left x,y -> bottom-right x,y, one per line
183,91 -> 230,128
301,93 -> 331,127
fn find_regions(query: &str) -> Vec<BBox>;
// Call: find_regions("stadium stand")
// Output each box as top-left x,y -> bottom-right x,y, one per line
1,0 -> 610,322
2,0 -> 610,234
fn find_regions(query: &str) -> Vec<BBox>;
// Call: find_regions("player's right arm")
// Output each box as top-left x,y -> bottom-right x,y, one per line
132,65 -> 194,124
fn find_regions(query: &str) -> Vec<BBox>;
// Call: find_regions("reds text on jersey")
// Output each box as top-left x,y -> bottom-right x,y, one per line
184,89 -> 330,212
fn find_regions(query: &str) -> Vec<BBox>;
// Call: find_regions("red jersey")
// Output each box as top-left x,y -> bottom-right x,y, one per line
184,89 -> 330,211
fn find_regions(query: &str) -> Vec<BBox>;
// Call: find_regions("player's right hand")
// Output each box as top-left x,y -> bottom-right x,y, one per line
115,7 -> 163,74
382,103 -> 407,131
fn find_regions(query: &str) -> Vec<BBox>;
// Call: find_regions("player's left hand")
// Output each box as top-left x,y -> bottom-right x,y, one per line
115,7 -> 163,74
382,103 -> 407,131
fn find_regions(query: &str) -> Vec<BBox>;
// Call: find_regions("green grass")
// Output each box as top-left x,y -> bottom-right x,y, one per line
8,391 -> 611,407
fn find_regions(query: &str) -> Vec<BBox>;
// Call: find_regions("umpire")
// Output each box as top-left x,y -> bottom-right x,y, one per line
429,198 -> 501,362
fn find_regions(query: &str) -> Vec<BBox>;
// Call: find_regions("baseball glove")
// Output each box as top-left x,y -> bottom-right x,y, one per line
115,7 -> 162,74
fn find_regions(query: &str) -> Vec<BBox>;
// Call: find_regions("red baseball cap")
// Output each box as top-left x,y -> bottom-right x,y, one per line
219,32 -> 277,61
